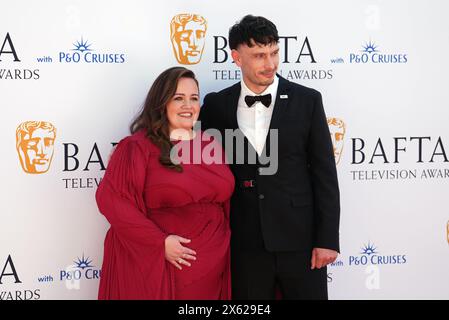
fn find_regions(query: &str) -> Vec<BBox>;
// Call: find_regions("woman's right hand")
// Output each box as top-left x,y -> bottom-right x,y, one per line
164,235 -> 197,270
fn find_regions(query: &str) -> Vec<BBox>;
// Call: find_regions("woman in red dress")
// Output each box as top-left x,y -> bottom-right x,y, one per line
95,67 -> 235,299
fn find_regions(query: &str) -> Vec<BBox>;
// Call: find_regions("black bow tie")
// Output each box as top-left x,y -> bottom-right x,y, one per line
244,94 -> 272,108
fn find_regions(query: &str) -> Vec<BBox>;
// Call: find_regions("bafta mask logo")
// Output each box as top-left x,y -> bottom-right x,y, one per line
170,14 -> 207,65
16,121 -> 57,174
327,117 -> 346,165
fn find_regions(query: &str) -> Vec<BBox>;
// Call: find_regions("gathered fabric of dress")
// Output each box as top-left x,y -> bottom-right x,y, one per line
96,129 -> 235,299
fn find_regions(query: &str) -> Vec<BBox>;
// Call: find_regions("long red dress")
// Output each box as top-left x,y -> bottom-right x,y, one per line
95,129 -> 235,299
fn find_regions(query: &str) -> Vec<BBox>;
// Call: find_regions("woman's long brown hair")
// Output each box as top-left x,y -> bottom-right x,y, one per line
130,66 -> 198,172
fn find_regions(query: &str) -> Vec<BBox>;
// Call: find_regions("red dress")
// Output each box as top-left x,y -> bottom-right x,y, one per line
96,129 -> 235,299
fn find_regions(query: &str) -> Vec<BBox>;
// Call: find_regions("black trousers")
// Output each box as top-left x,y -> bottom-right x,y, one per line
231,249 -> 328,300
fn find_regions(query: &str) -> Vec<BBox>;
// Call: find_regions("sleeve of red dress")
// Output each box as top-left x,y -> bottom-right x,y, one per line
96,137 -> 167,248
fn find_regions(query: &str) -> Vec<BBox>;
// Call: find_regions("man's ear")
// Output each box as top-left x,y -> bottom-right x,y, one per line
231,49 -> 241,67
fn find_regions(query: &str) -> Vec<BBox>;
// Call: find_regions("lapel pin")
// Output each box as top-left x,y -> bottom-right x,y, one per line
280,95 -> 288,99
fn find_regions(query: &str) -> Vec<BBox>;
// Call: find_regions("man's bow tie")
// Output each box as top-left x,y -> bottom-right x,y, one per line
244,94 -> 272,108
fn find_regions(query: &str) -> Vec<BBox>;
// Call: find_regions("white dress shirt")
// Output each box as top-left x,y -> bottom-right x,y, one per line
237,76 -> 279,156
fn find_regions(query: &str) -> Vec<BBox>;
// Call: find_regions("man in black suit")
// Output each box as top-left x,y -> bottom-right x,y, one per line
199,15 -> 340,299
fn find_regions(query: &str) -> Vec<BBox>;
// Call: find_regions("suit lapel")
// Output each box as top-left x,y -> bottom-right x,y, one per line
260,76 -> 291,156
269,75 -> 291,131
226,82 -> 241,130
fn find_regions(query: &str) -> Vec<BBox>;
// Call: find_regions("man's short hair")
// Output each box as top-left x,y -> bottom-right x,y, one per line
229,15 -> 279,50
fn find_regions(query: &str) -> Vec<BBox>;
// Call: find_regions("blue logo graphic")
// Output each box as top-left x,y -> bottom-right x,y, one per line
59,254 -> 101,281
59,37 -> 125,64
72,37 -> 92,53
349,242 -> 407,266
73,254 -> 94,270
361,40 -> 379,54
360,241 -> 378,255
349,40 -> 407,64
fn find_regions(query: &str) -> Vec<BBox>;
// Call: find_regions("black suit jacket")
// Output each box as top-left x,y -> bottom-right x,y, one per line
199,76 -> 340,253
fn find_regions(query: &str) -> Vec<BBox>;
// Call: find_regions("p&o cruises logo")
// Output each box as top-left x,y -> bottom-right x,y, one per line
349,242 -> 407,266
59,37 -> 126,64
60,254 -> 101,284
349,40 -> 408,64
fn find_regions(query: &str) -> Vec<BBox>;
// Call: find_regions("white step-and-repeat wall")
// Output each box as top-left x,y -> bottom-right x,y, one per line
1,0 -> 448,299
